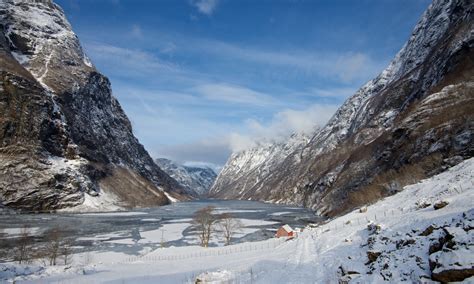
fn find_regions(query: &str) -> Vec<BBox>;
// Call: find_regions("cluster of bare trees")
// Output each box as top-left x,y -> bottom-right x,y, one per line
14,226 -> 32,264
11,225 -> 74,266
192,206 -> 243,247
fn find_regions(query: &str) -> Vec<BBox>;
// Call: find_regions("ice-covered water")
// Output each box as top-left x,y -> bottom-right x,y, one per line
0,200 -> 320,260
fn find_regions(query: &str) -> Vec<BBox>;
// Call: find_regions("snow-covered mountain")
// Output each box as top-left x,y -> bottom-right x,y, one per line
155,159 -> 217,197
0,0 -> 189,211
209,132 -> 311,200
212,0 -> 474,216
3,157 -> 473,283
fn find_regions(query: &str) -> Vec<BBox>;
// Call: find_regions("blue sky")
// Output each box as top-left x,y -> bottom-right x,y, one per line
56,0 -> 430,169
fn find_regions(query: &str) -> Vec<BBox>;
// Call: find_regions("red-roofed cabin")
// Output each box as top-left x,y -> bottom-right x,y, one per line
275,224 -> 294,238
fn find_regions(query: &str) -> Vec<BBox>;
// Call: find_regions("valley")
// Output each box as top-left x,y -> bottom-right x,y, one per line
0,0 -> 472,282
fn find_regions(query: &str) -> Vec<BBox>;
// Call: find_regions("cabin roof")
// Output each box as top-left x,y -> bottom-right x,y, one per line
281,224 -> 293,232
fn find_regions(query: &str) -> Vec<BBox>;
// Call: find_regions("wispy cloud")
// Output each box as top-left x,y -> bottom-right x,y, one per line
84,42 -> 179,75
191,0 -> 219,16
184,39 -> 384,83
192,83 -> 277,106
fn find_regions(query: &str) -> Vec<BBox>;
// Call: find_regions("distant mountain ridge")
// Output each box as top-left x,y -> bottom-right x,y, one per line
209,132 -> 311,200
211,0 -> 474,216
156,158 -> 217,197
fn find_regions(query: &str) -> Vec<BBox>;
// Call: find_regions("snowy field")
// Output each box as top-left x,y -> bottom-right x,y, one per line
1,158 -> 473,283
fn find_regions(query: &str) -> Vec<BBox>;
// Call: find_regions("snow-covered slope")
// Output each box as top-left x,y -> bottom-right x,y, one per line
155,159 -> 217,197
210,133 -> 310,200
0,0 -> 189,211
212,0 -> 474,216
3,158 -> 473,283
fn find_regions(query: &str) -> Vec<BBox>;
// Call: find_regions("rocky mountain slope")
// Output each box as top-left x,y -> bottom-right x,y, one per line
0,0 -> 189,211
155,158 -> 217,197
2,157 -> 473,283
210,133 -> 310,200
211,0 -> 474,216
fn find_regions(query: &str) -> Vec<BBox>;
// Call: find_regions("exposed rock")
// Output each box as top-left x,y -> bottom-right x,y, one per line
366,251 -> 381,264
396,238 -> 416,249
434,200 -> 450,210
367,223 -> 382,235
337,265 -> 361,284
415,199 -> 432,209
419,225 -> 436,237
432,267 -> 474,283
0,0 -> 189,211
428,229 -> 451,255
430,246 -> 474,282
210,0 -> 474,217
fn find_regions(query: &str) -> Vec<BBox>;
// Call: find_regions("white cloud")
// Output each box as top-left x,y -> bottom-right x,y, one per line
228,103 -> 339,152
150,102 -> 339,164
191,0 -> 219,16
157,138 -> 231,168
192,83 -> 276,106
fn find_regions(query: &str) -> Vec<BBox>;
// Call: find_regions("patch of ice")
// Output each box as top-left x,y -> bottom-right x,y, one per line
0,227 -> 41,238
140,223 -> 191,244
79,212 -> 148,217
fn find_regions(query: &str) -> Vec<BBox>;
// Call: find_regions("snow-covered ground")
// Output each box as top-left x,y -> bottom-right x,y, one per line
1,158 -> 473,283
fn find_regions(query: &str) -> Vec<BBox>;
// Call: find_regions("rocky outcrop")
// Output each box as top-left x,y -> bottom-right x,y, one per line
0,0 -> 188,211
155,158 -> 217,197
428,225 -> 474,282
211,0 -> 474,216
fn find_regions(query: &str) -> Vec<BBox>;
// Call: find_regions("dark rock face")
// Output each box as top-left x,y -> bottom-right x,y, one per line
0,0 -> 188,211
211,0 -> 474,216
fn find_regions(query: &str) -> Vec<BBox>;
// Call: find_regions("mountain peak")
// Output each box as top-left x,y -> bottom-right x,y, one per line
0,0 -> 190,211
211,0 -> 474,216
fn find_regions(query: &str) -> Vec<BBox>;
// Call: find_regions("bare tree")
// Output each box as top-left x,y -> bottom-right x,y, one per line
45,227 -> 61,266
218,213 -> 243,246
61,238 -> 74,266
14,225 -> 32,264
193,206 -> 217,247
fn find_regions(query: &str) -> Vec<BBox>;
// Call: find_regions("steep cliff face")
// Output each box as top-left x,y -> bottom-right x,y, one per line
155,159 -> 217,197
0,0 -> 188,211
211,0 -> 474,216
